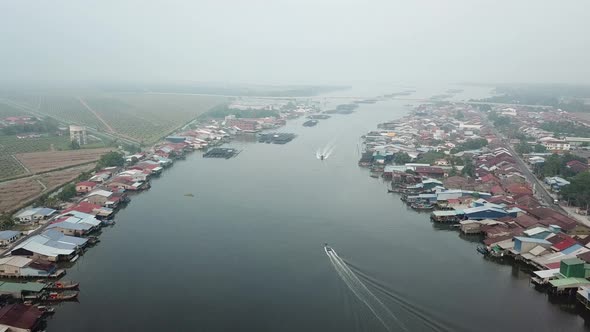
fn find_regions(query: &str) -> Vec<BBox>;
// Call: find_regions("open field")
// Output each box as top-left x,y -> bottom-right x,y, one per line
2,92 -> 226,145
0,135 -> 72,180
15,148 -> 112,173
39,164 -> 95,188
0,164 -> 95,214
81,94 -> 226,144
0,177 -> 43,213
39,96 -> 107,130
0,102 -> 27,118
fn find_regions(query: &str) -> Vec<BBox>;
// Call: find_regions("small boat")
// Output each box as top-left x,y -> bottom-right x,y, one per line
46,291 -> 78,302
37,306 -> 55,315
411,202 -> 434,210
102,219 -> 115,226
320,155 -> 325,161
45,281 -> 80,290
324,243 -> 333,254
87,236 -> 100,245
370,173 -> 380,178
476,246 -> 489,255
184,193 -> 195,197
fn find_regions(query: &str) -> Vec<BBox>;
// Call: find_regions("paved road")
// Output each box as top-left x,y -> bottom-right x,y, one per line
484,118 -> 567,213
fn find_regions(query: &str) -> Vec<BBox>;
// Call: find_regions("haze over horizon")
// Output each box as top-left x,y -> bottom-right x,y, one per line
2,0 -> 589,87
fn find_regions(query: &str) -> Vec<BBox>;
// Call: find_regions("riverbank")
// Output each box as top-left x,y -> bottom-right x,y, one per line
359,100 -> 590,326
40,88 -> 585,331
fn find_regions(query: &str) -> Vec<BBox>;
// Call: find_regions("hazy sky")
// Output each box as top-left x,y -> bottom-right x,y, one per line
1,0 -> 589,86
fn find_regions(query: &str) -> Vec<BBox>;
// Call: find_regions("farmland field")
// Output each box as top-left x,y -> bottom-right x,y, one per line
15,148 -> 112,173
0,177 -> 44,213
0,135 -> 71,180
0,164 -> 94,214
3,93 -> 226,145
0,102 -> 27,118
83,94 -> 226,144
39,96 -> 107,130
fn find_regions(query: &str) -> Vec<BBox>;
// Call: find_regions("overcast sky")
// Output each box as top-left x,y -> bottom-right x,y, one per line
1,0 -> 589,86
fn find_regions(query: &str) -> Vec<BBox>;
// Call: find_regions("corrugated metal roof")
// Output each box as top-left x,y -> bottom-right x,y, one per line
0,231 -> 19,240
88,189 -> 113,197
562,245 -> 584,255
529,245 -> 548,256
533,268 -> 560,279
514,237 -> 551,245
432,210 -> 462,216
0,256 -> 31,268
0,282 -> 45,293
550,278 -> 590,288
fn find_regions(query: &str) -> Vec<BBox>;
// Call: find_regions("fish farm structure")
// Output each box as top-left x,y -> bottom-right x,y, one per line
203,148 -> 240,159
257,133 -> 297,144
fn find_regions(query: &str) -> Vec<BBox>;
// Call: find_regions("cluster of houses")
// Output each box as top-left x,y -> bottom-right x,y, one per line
507,106 -> 590,154
364,102 -> 590,314
0,115 -> 36,127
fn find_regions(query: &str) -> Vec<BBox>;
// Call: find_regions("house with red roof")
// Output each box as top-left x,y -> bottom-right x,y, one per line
0,304 -> 43,332
76,181 -> 98,194
479,174 -> 500,184
415,166 -> 446,178
566,160 -> 588,174
550,236 -> 578,252
505,183 -> 533,198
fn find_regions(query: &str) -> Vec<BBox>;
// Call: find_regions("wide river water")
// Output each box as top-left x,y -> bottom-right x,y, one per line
47,85 -> 586,331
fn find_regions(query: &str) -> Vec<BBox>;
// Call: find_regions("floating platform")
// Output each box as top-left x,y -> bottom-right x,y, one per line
307,114 -> 330,120
257,133 -> 296,144
203,148 -> 240,159
303,120 -> 318,127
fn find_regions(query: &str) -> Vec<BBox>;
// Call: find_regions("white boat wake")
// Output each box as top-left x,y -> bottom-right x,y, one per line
325,246 -> 408,332
316,142 -> 336,160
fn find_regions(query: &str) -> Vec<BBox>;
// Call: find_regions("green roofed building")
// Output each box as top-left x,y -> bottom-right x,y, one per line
561,258 -> 587,278
0,281 -> 46,299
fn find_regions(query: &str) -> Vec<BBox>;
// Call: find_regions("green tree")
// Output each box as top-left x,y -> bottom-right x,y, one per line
494,116 -> 511,127
96,151 -> 124,169
70,140 -> 81,150
449,167 -> 458,176
561,172 -> 590,207
455,111 -> 465,120
0,214 -> 15,230
57,183 -> 77,201
393,152 -> 412,165
515,140 -> 532,155
461,158 -> 475,177
533,144 -> 547,153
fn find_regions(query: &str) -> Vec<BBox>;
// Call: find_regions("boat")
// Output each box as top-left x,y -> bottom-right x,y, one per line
370,173 -> 380,178
476,246 -> 489,255
411,202 -> 434,210
46,291 -> 78,301
87,236 -> 100,245
37,306 -> 55,315
184,193 -> 195,197
102,219 -> 115,226
44,281 -> 79,290
324,243 -> 333,254
320,154 -> 325,160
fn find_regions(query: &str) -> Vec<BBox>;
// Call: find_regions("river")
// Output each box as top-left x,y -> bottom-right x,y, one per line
47,85 -> 586,331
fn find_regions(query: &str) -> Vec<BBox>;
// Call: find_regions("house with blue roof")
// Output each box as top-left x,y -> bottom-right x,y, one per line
0,231 -> 20,246
462,206 -> 517,220
14,207 -> 56,223
513,237 -> 552,254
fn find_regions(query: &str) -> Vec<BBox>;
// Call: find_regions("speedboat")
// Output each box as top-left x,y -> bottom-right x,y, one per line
320,155 -> 325,160
324,243 -> 333,254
